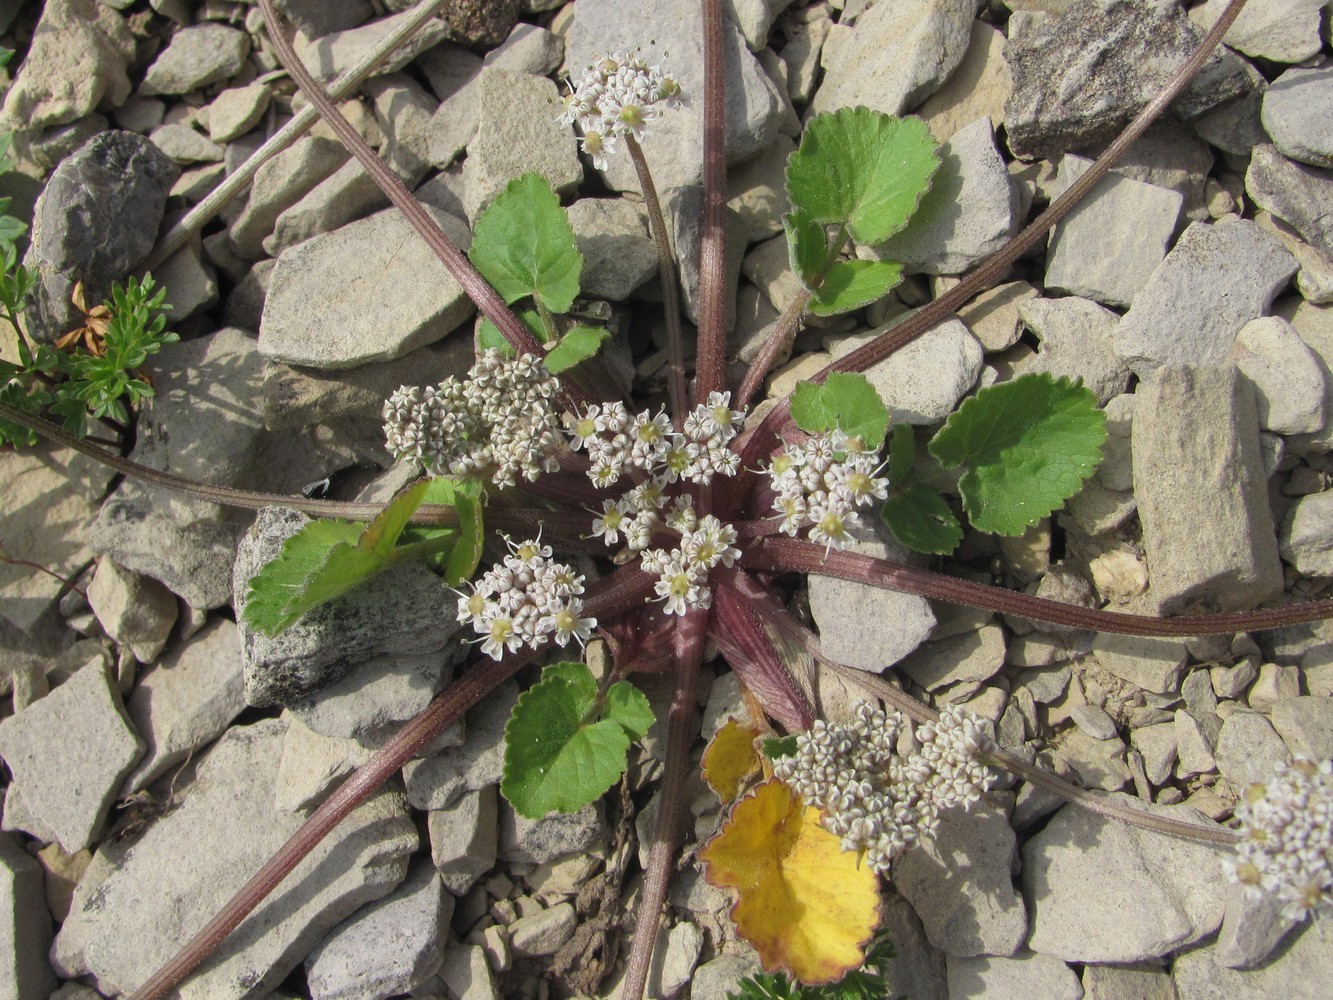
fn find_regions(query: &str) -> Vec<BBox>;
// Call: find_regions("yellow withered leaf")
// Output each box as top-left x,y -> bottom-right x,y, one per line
699,778 -> 881,984
702,717 -> 761,801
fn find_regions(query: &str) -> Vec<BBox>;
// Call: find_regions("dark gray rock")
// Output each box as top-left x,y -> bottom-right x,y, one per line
22,131 -> 177,343
498,800 -> 605,865
233,507 -> 461,708
1004,0 -> 1252,159
1246,144 -> 1333,258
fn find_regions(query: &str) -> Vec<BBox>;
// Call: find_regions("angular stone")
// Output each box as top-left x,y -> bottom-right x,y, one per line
274,713 -> 374,813
1014,295 -> 1129,404
1133,365 -> 1283,615
566,197 -> 658,301
498,801 -> 604,865
230,136 -> 349,260
404,681 -> 518,811
671,183 -> 747,330
566,0 -> 783,194
305,860 -> 450,1000
87,558 -> 178,664
1213,710 -> 1289,790
289,651 -> 459,742
0,0 -> 133,132
1131,722 -> 1178,786
295,7 -> 453,83
1052,729 -> 1132,791
869,117 -> 1019,276
1214,882 -> 1298,971
509,902 -> 576,958
140,23 -> 249,96
1081,961 -> 1175,1000
957,280 -> 1038,352
0,658 -> 143,852
898,624 -> 1007,692
1280,490 -> 1333,576
1270,696 -> 1333,761
206,83 -> 271,144
1256,211 -> 1333,307
120,618 -> 245,795
363,72 -> 438,187
266,159 -> 392,258
1191,0 -> 1326,65
1023,797 -> 1227,961
1246,144 -> 1333,258
232,508 -> 460,707
813,0 -> 974,117
947,951 -> 1081,999
59,719 -> 416,999
727,132 -> 795,244
1261,65 -> 1333,170
436,944 -> 500,1000
0,832 -> 56,998
1174,922 -> 1333,999
916,20 -> 1011,143
1044,155 -> 1183,308
429,785 -> 497,895
149,122 -> 225,164
1229,316 -> 1327,435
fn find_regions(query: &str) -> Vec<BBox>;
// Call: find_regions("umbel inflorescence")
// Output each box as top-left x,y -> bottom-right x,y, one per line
1226,758 -> 1333,922
773,701 -> 997,874
559,50 -> 683,168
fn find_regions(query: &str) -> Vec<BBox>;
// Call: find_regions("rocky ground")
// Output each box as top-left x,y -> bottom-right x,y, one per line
1,0 -> 1333,998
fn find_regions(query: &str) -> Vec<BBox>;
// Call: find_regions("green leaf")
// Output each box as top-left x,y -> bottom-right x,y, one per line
544,660 -> 598,700
467,172 -> 583,313
360,479 -> 431,557
808,259 -> 902,316
789,372 -> 890,451
502,663 -> 630,818
605,679 -> 655,740
881,484 -> 963,555
785,109 -> 939,245
886,423 -> 915,484
543,324 -> 608,374
762,735 -> 799,760
477,304 -> 547,357
426,478 -> 484,585
784,208 -> 829,287
240,519 -> 367,635
928,373 -> 1106,536
0,215 -> 26,249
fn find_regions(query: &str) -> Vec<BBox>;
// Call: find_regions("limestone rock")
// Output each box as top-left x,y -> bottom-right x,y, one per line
1229,316 -> 1327,435
0,832 -> 55,998
946,951 -> 1080,999
1280,490 -> 1333,576
140,23 -> 250,97
916,20 -> 1011,143
429,785 -> 498,895
1246,144 -> 1333,258
1014,295 -> 1129,404
1190,0 -> 1326,65
566,198 -> 658,301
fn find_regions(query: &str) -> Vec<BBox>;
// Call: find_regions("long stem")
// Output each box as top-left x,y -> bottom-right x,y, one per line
254,0 -> 592,410
693,0 -> 728,404
146,0 -> 453,271
621,607 -> 707,1000
625,136 -> 688,422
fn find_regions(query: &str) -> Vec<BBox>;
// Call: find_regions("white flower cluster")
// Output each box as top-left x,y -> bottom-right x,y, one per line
455,535 -> 596,660
558,51 -> 683,169
1226,758 -> 1333,922
383,351 -> 562,488
766,431 -> 890,553
773,702 -> 997,874
568,392 -> 746,615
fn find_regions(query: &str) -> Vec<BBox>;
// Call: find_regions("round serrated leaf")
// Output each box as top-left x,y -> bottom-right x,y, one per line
789,371 -> 890,451
927,373 -> 1106,536
808,259 -> 902,316
786,109 -> 939,246
467,173 -> 582,312
881,483 -> 963,555
606,679 -> 655,740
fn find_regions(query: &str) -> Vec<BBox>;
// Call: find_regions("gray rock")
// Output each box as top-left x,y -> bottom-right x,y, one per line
1131,722 -> 1178,785
1044,155 -> 1183,308
462,69 -> 581,221
508,902 -> 577,958
275,713 -> 375,812
267,159 -> 392,258
403,680 -> 517,810
916,20 -> 1011,144
671,183 -> 747,330
0,0 -> 134,132
1013,295 -> 1129,404
1190,57 -> 1268,157
498,801 -> 604,865
259,204 -> 475,369
1071,705 -> 1119,740
1256,211 -> 1333,307
1190,0 -> 1326,65
778,7 -> 831,105
1100,118 -> 1214,223
114,94 -> 166,134
812,0 -> 974,117
422,46 -> 483,167
119,618 -> 245,795
1213,710 -> 1289,790
566,0 -> 784,194
206,83 -> 272,144
1262,65 -> 1333,170
436,944 -> 500,1000
140,23 -> 249,97
1003,0 -> 1252,159
275,0 -> 373,39
1023,797 -> 1227,961
691,953 -> 763,1000
1215,882 -> 1299,970
808,532 -> 937,670
484,21 -> 563,76
230,135 -> 349,260
156,239 -> 220,321
1283,299 -> 1333,453
1246,144 -> 1333,259
87,558 -> 178,664
58,718 -> 416,999
1115,220 -> 1297,378
1280,490 -> 1333,576
1174,921 -> 1333,999
867,117 -> 1018,276
1271,696 -> 1333,760
289,651 -> 459,742
21,130 -> 177,343
429,785 -> 497,895
957,280 -> 1038,352
232,507 -> 460,708
1134,364 -> 1283,615
946,951 -> 1081,999
1229,316 -> 1327,435
365,72 -> 439,186
0,832 -> 56,998
0,658 -> 143,853
894,795 -> 1028,957
305,860 -> 450,1000
898,624 -> 1007,692
727,133 -> 795,244
149,122 -> 225,164
566,198 -> 658,301
1051,729 -> 1132,791
294,7 -> 453,83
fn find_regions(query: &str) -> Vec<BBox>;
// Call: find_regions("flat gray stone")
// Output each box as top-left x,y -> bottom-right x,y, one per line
1270,695 -> 1333,760
567,197 -> 658,301
728,132 -> 795,244
498,801 -> 604,865
59,718 -> 416,999
957,280 -> 1038,352
260,204 -> 474,370
295,7 -> 453,83
1262,64 -> 1333,169
1116,220 -> 1297,378
140,23 -> 249,96
0,832 -> 56,998
206,83 -> 271,143
946,951 -> 1081,999
812,0 -> 974,117
1023,797 -> 1227,962
898,624 -> 1007,692
267,159 -> 392,258
429,785 -> 497,895
691,953 -> 763,1000
566,0 -> 784,194
87,558 -> 177,664
148,122 -> 224,164
421,46 -> 483,167
289,651 -> 459,742
1213,710 -> 1289,790
305,859 -> 451,1000
232,507 -> 460,708
1280,490 -> 1333,576
868,117 -> 1018,276
671,183 -> 747,330
1246,144 -> 1333,258
404,680 -> 518,811
230,136 -> 350,261
1004,0 -> 1251,158
1214,882 -> 1300,971
1174,921 -> 1333,999
1131,722 -> 1178,786
1229,316 -> 1327,435
462,68 -> 581,221
509,902 -> 577,958
1044,155 -> 1183,308
916,19 -> 1011,144
1013,295 -> 1129,404
274,714 -> 374,813
1133,365 -> 1283,615
120,618 -> 245,795
1190,0 -> 1326,65
1256,211 -> 1333,307
0,658 -> 143,853
436,944 -> 500,1000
